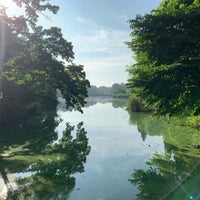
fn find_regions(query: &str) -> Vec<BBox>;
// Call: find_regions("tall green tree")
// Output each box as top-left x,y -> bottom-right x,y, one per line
0,0 -> 90,122
127,0 -> 200,116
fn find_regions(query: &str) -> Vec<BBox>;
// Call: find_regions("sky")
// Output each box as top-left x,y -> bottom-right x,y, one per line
4,0 -> 162,86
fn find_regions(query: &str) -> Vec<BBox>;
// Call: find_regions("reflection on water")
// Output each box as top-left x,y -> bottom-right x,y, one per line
128,111 -> 200,200
0,110 -> 90,199
0,97 -> 200,200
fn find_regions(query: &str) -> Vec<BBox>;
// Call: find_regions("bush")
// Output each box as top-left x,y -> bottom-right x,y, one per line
187,116 -> 200,130
127,94 -> 153,112
112,93 -> 129,98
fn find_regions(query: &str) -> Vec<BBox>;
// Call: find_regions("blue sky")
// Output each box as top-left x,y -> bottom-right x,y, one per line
6,0 -> 162,86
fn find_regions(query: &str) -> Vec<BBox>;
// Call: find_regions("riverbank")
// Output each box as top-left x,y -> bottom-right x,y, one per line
127,94 -> 200,131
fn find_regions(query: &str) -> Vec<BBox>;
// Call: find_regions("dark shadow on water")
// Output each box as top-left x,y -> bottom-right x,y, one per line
0,110 -> 90,200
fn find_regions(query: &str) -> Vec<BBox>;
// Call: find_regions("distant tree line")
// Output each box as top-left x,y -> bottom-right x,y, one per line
87,83 -> 129,98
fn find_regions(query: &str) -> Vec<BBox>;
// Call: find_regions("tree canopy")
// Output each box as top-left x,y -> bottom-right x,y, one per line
127,0 -> 200,116
0,0 -> 90,123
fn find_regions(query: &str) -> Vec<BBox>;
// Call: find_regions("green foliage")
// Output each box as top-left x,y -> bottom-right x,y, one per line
9,0 -> 59,31
112,83 -> 129,98
87,85 -> 113,96
127,94 -> 145,112
187,115 -> 200,130
87,83 -> 129,98
112,93 -> 129,98
127,94 -> 154,112
0,0 -> 89,123
127,0 -> 200,116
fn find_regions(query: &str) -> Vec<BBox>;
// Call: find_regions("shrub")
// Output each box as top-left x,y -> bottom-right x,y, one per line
187,116 -> 200,130
127,94 -> 153,112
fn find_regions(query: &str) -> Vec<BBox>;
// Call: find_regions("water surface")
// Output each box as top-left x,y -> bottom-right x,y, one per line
0,97 -> 200,199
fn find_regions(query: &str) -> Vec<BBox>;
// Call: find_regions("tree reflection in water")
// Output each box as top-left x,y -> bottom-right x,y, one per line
128,111 -> 200,200
0,110 -> 90,200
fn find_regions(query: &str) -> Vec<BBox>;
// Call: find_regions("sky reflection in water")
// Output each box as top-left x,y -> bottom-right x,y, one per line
58,98 -> 165,200
0,97 -> 199,199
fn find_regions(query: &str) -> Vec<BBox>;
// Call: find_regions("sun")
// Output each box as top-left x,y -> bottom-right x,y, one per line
0,0 -> 14,8
0,0 -> 21,16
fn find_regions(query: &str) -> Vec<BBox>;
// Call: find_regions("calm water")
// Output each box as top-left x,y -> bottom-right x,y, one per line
0,97 -> 200,199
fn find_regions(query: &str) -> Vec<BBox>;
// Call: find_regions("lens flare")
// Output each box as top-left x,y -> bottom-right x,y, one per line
0,0 -> 21,16
0,21 -> 5,67
0,0 -> 13,8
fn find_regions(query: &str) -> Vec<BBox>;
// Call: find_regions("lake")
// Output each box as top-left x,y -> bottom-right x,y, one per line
0,97 -> 200,200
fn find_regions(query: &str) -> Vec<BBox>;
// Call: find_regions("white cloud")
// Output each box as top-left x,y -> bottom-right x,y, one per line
75,17 -> 100,29
70,22 -> 131,57
80,54 -> 132,72
66,17 -> 134,86
76,53 -> 133,86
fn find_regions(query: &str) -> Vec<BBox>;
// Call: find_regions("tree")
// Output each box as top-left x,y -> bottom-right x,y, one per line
112,83 -> 126,94
0,1 -> 89,123
127,0 -> 200,116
